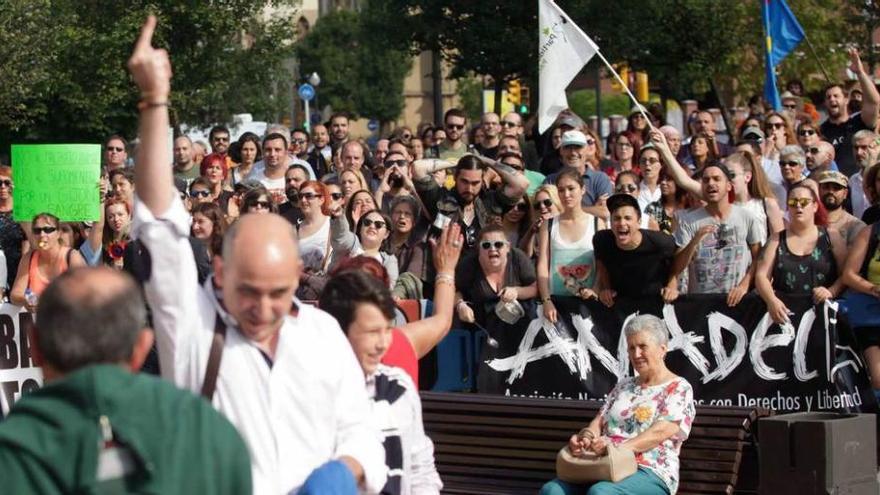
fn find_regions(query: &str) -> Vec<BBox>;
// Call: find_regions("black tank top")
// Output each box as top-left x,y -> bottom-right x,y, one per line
771,228 -> 837,294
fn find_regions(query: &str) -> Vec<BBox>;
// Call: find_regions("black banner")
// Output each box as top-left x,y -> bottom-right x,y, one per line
477,294 -> 878,413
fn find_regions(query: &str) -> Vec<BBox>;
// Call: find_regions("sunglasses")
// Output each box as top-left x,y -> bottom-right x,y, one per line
212,137 -> 229,143
0,180 -> 12,188
33,226 -> 58,235
251,200 -> 271,209
766,122 -> 785,130
190,190 -> 211,198
401,133 -> 412,139
384,159 -> 407,168
806,147 -> 820,155
779,160 -> 801,168
361,218 -> 387,230
300,192 -> 321,201
616,184 -> 638,193
501,121 -> 519,128
446,124 -> 464,130
787,197 -> 813,208
533,198 -> 553,210
616,142 -> 633,149
330,192 -> 344,201
106,146 -> 125,152
798,129 -> 816,137
514,203 -> 528,212
291,139 -> 307,145
783,104 -> 797,110
480,240 -> 507,250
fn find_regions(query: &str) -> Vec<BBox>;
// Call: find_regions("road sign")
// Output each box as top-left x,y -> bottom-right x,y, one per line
367,119 -> 379,132
310,111 -> 322,125
298,83 -> 315,102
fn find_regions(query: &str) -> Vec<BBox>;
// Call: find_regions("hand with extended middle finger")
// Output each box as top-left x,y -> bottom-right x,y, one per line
849,47 -> 866,75
127,15 -> 171,100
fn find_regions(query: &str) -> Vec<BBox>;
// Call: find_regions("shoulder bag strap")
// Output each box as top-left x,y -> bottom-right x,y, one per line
201,314 -> 227,400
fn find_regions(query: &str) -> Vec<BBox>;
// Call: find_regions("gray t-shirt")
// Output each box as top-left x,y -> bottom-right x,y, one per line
673,204 -> 761,294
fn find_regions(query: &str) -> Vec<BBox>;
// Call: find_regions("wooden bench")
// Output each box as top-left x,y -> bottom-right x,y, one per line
421,392 -> 772,495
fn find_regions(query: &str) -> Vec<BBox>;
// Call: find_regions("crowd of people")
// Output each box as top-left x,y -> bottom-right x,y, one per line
3,14 -> 880,495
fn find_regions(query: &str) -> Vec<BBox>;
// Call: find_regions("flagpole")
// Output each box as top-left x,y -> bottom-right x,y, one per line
802,34 -> 833,84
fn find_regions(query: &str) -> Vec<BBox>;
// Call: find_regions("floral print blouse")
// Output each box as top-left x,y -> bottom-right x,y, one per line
599,376 -> 696,494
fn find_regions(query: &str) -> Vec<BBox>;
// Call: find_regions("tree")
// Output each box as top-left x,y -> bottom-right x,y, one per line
0,1 -> 298,154
295,9 -> 411,125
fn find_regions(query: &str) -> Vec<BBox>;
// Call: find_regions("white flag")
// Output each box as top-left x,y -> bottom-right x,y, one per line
538,0 -> 599,133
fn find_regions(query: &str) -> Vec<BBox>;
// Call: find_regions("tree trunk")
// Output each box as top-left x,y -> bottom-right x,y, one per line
432,49 -> 443,126
493,77 -> 504,115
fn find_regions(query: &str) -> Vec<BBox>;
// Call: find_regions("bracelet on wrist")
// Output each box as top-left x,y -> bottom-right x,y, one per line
541,296 -> 551,303
436,273 -> 454,286
137,99 -> 170,112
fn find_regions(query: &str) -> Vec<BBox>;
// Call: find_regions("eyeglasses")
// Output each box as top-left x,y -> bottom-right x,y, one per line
384,159 -> 407,168
585,139 -> 596,146
33,226 -> 57,235
639,157 -> 661,165
212,136 -> 230,142
401,133 -> 412,139
806,147 -> 820,155
106,146 -> 125,152
616,184 -> 638,193
798,129 -> 816,137
787,197 -> 813,208
361,218 -> 387,230
251,200 -> 271,209
783,104 -> 797,110
533,198 -> 553,210
190,190 -> 211,198
514,203 -> 528,212
0,180 -> 12,188
291,139 -> 307,145
446,124 -> 464,130
779,160 -> 801,168
766,122 -> 786,130
501,121 -> 519,128
480,240 -> 507,250
329,192 -> 344,201
300,192 -> 321,201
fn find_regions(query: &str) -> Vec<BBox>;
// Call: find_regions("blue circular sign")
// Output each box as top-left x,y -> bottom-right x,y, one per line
367,119 -> 379,132
298,83 -> 315,102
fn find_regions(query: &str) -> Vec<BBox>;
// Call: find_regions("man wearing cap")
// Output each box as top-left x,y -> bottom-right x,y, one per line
539,114 -> 586,176
593,193 -> 677,307
670,162 -> 762,306
819,48 -> 879,178
805,141 -> 837,175
543,130 -> 613,217
817,170 -> 866,247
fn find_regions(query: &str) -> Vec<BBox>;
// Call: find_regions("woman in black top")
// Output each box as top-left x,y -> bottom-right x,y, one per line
755,184 -> 846,324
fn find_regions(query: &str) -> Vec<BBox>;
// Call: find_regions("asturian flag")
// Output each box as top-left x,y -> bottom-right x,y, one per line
538,0 -> 599,133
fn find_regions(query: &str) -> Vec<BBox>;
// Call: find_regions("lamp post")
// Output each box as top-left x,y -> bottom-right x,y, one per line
309,72 -> 321,126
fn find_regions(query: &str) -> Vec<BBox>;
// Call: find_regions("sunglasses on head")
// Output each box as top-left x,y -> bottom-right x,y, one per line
480,240 -> 507,250
361,218 -> 387,230
33,226 -> 57,235
616,184 -> 638,193
787,197 -> 813,208
533,198 -> 553,210
190,190 -> 211,198
798,129 -> 816,137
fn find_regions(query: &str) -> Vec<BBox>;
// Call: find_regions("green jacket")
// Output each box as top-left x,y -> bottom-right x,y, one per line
0,364 -> 251,494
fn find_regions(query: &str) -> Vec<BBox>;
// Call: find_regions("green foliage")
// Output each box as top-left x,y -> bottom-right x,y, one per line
0,0 -> 298,151
296,9 -> 411,124
568,91 -> 632,119
455,76 -> 484,121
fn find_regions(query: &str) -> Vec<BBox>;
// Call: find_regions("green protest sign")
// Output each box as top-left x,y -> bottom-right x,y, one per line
11,144 -> 102,222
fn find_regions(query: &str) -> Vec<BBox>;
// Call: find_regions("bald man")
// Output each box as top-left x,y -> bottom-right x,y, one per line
0,267 -> 251,493
127,16 -> 384,495
806,140 -> 837,174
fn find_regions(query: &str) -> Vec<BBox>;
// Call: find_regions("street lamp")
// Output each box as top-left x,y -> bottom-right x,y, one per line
308,73 -> 321,125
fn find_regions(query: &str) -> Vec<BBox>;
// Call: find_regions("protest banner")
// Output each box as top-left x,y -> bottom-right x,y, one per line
477,294 -> 877,414
11,144 -> 102,222
0,304 -> 42,417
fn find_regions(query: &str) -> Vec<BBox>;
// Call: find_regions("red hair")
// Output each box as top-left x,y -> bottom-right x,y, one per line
200,153 -> 228,179
789,183 -> 827,226
330,256 -> 390,287
299,180 -> 331,216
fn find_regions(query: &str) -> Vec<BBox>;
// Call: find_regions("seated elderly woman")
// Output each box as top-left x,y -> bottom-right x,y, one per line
541,315 -> 695,495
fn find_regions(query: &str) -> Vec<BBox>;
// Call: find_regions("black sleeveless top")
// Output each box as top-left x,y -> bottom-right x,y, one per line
772,228 -> 837,294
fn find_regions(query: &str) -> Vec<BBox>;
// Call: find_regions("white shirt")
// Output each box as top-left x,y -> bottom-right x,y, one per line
850,172 -> 870,220
132,197 -> 386,495
637,183 -> 661,212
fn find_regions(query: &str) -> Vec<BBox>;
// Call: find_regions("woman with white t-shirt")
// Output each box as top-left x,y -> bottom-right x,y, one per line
537,168 -> 604,323
297,180 -> 333,274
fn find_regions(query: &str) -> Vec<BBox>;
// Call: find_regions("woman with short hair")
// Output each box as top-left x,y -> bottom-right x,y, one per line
540,315 -> 695,495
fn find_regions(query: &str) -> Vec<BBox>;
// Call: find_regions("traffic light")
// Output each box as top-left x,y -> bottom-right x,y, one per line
519,86 -> 530,114
507,80 -> 522,105
635,72 -> 649,102
611,64 -> 629,91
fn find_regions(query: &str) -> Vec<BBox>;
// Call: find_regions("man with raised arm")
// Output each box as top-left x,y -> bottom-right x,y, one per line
127,16 -> 384,494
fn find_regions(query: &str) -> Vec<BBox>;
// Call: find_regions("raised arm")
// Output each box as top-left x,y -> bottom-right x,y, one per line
474,155 -> 530,200
412,158 -> 456,181
851,48 -> 880,130
649,130 -> 701,196
127,15 -> 174,215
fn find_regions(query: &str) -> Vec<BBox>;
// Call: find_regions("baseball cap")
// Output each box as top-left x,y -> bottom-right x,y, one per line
741,126 -> 765,141
606,193 -> 641,217
814,170 -> 848,188
557,114 -> 585,129
561,130 -> 588,147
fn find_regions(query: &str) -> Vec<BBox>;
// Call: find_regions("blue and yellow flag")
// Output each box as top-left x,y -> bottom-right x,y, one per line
762,0 -> 805,110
